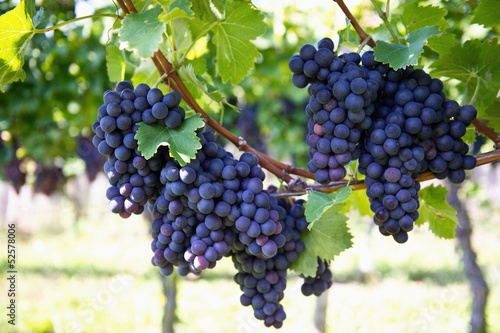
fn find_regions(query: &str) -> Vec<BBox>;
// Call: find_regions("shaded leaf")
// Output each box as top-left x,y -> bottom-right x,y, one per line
473,0 -> 500,28
106,44 -> 125,82
179,64 -> 224,102
417,184 -> 457,239
131,58 -> 160,88
483,101 -> 500,134
427,33 -> 456,56
402,3 -> 448,33
430,38 -> 500,115
135,114 -> 205,164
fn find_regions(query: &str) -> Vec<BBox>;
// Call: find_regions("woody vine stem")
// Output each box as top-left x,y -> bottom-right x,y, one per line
115,0 -> 500,198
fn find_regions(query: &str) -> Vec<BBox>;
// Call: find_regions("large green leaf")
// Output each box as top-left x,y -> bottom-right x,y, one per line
417,184 -> 458,239
135,114 -> 205,165
427,33 -> 457,57
472,0 -> 500,28
430,38 -> 500,115
119,6 -> 165,59
213,0 -> 266,84
0,0 -> 36,91
402,3 -> 448,33
106,44 -> 125,82
304,186 -> 352,230
291,205 -> 353,277
342,188 -> 372,217
374,26 -> 440,70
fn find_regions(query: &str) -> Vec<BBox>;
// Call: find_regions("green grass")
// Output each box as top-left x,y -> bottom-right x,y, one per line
1,189 -> 500,333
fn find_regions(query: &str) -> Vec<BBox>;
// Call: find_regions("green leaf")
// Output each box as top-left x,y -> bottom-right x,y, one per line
402,3 -> 448,33
0,0 -> 36,91
179,64 -> 224,102
427,33 -> 456,57
483,101 -> 500,134
462,125 -> 477,145
131,58 -> 161,88
106,45 -> 125,82
473,0 -> 500,27
338,19 -> 359,51
305,186 -> 352,229
291,205 -> 354,277
213,0 -> 266,84
342,189 -> 372,217
417,184 -> 458,239
157,0 -> 194,22
430,38 -> 500,114
374,25 -> 441,70
191,0 -> 220,22
119,6 -> 165,59
32,8 -> 46,28
135,114 -> 205,164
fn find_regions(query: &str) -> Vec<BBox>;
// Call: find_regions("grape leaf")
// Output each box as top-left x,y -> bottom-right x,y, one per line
402,3 -> 448,33
417,184 -> 457,239
32,8 -> 46,27
462,125 -> 477,145
430,38 -> 500,115
338,19 -> 359,51
0,0 -> 36,91
305,186 -> 352,230
213,0 -> 266,84
157,0 -> 194,22
179,64 -> 224,103
131,58 -> 161,88
472,0 -> 500,28
135,114 -> 205,164
191,0 -> 220,22
291,205 -> 353,277
427,33 -> 456,57
106,44 -> 125,82
342,188 -> 372,217
374,25 -> 440,70
483,101 -> 500,134
119,6 -> 165,59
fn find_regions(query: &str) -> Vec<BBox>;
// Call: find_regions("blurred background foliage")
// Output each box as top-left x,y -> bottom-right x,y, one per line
0,0 -> 499,332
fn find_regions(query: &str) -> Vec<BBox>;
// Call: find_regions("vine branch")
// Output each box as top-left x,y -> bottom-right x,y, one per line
118,0 -> 500,197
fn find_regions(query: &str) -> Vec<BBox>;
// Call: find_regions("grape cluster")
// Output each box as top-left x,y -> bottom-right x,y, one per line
150,130 -> 284,275
233,199 -> 313,328
91,81 -> 185,218
93,82 -> 335,329
290,38 -> 477,243
291,38 -> 380,184
300,258 -> 333,297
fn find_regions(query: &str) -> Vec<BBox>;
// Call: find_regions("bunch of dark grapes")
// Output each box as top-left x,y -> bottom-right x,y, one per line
91,81 -> 185,218
358,65 -> 477,243
290,37 -> 381,184
290,39 -> 478,243
300,258 -> 333,297
232,199 -> 310,328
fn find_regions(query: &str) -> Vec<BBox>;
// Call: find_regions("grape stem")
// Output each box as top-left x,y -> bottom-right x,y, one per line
118,0 -> 500,195
34,14 -> 123,33
333,0 -> 500,146
274,150 -> 500,198
333,0 -> 376,48
369,0 -> 401,44
115,0 -> 315,184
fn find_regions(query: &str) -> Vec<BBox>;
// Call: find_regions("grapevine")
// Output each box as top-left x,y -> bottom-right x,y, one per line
1,0 -> 499,330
